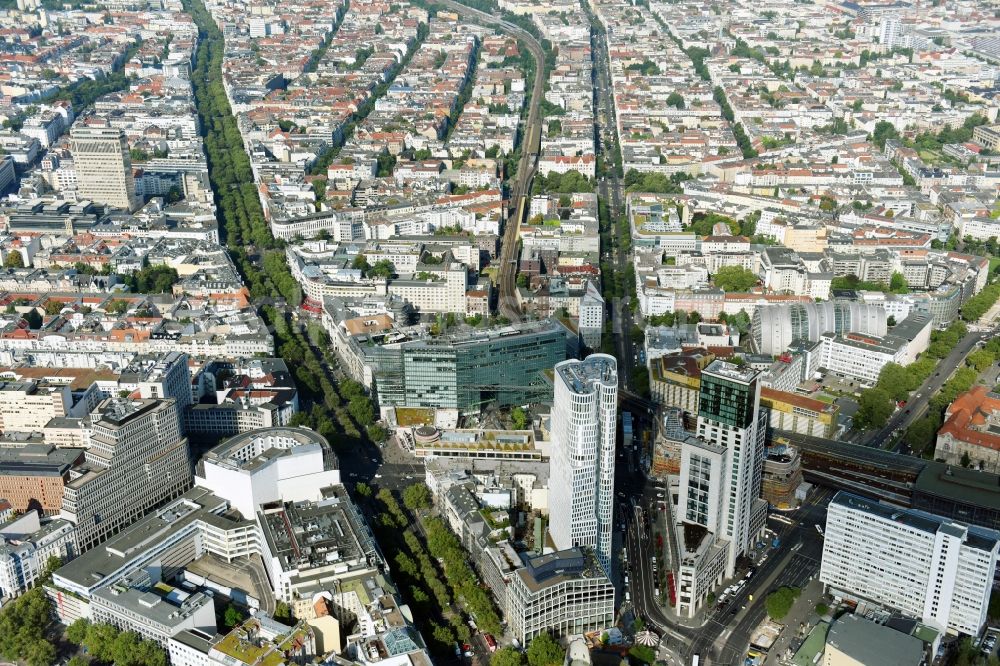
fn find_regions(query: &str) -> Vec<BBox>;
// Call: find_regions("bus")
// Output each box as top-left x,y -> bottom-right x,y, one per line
692,656 -> 700,666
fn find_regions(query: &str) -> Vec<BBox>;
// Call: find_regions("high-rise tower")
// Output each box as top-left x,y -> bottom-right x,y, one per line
549,354 -> 617,575
70,126 -> 140,212
677,360 -> 767,580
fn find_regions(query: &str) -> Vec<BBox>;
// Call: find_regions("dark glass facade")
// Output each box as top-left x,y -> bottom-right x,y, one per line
698,372 -> 756,428
369,324 -> 568,410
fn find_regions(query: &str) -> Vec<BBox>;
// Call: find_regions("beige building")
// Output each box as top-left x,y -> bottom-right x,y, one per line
70,126 -> 140,212
649,350 -> 714,414
61,398 -> 192,551
0,381 -> 72,433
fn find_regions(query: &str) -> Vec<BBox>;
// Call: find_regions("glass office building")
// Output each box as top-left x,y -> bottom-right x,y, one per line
367,320 -> 568,411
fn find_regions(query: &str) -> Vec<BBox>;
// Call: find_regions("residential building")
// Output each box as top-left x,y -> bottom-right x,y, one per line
0,510 -> 76,599
169,617 -> 318,666
821,491 -> 1000,636
62,398 -> 192,551
70,126 -> 141,212
549,355 -> 617,575
0,380 -> 73,433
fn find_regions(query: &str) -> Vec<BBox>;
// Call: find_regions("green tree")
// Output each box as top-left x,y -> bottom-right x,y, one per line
83,622 -> 118,662
765,586 -> 800,620
527,633 -> 565,666
370,259 -> 395,279
3,252 -> 23,268
855,388 -> 894,430
511,406 -> 528,429
889,271 -> 908,293
273,601 -> 293,624
402,483 -> 431,511
872,120 -> 900,149
22,639 -> 56,666
67,618 -> 91,644
968,349 -> 995,373
355,481 -> 373,497
713,266 -> 759,292
876,363 -> 915,402
666,92 -> 685,109
224,604 -> 244,628
111,631 -> 142,666
492,647 -> 524,666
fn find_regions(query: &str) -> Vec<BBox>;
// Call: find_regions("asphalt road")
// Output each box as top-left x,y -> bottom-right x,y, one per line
691,489 -> 831,665
586,1 -> 639,392
431,0 -> 546,324
862,327 -> 995,451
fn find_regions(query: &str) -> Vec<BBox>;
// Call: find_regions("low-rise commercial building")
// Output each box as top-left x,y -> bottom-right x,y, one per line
506,548 -> 614,644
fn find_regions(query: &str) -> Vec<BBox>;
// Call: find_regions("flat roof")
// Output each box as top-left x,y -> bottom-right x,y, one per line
832,491 -> 1000,552
54,486 -> 248,591
825,615 -> 923,666
914,462 -> 1000,511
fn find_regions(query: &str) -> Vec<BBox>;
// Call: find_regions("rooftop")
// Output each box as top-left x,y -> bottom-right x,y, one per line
825,614 -> 923,666
702,359 -> 758,385
831,491 -> 1000,552
555,354 -> 617,395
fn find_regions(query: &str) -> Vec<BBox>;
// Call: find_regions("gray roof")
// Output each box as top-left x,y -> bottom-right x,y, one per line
826,614 -> 923,666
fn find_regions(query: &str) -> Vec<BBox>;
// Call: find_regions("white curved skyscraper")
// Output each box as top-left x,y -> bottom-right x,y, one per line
549,354 -> 618,575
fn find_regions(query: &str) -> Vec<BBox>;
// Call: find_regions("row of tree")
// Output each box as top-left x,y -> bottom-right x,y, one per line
370,488 -> 467,655
853,321 -> 968,432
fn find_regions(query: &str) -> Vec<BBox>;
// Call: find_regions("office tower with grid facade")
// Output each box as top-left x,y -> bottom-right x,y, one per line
70,126 -> 140,212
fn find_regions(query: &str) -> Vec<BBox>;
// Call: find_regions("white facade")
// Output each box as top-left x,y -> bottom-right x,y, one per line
0,512 -> 76,599
549,355 -> 617,575
674,361 -> 768,617
821,492 -> 1000,636
693,361 -> 768,577
194,427 -> 341,520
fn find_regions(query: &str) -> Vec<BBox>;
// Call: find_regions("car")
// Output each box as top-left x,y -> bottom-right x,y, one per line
374,474 -> 383,479
815,524 -> 824,536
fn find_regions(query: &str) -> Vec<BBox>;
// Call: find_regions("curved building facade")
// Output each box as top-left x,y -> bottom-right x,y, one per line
751,301 -> 887,355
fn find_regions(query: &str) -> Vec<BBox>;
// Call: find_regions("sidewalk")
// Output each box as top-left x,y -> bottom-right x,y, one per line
764,578 -> 826,665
